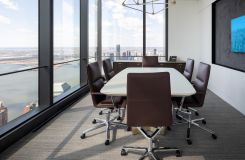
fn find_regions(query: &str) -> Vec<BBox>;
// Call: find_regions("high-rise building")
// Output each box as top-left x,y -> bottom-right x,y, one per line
126,50 -> 131,60
0,101 -> 8,127
122,52 -> 127,60
109,53 -> 114,62
154,49 -> 157,55
116,44 -> 120,60
94,50 -> 98,61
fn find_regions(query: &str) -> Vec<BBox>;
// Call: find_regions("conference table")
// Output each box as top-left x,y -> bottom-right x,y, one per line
101,67 -> 196,134
101,67 -> 196,98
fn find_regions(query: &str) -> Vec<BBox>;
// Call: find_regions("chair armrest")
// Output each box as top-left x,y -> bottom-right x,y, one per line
102,76 -> 106,81
195,92 -> 204,95
121,99 -> 127,108
191,83 -> 204,95
91,92 -> 105,96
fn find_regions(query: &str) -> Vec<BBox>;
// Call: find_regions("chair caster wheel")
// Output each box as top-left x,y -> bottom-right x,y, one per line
139,156 -> 145,160
176,115 -> 182,120
176,150 -> 182,157
195,112 -> 199,116
80,133 -> 86,139
212,134 -> 217,139
127,127 -> 132,131
121,149 -> 128,156
187,139 -> 192,145
202,120 -> 206,125
99,111 -> 103,115
152,140 -> 160,148
167,126 -> 171,131
92,119 -> 97,124
105,140 -> 110,145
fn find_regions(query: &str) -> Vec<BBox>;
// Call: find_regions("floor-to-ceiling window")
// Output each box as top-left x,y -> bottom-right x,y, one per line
0,0 -> 90,150
53,0 -> 80,101
101,0 -> 167,61
89,0 -> 98,63
0,0 -> 38,127
146,1 -> 166,61
102,0 -> 143,62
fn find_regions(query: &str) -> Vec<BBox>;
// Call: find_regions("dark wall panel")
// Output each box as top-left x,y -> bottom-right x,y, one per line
213,0 -> 245,72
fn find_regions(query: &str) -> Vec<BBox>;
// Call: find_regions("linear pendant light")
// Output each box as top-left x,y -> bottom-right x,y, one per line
122,0 -> 176,15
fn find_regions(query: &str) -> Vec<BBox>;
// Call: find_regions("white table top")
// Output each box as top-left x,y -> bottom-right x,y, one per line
101,67 -> 196,97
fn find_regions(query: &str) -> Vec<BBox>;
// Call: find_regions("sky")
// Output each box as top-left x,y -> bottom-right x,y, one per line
0,0 -> 166,48
53,0 -> 80,48
100,0 -> 166,48
0,0 -> 80,48
0,0 -> 38,48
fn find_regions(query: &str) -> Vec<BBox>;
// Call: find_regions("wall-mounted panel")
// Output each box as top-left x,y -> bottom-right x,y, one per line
212,0 -> 245,72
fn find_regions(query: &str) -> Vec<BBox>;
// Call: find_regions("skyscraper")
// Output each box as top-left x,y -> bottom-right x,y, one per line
116,44 -> 120,60
126,50 -> 131,60
0,101 -> 8,127
94,50 -> 98,61
122,52 -> 127,60
109,53 -> 114,62
154,48 -> 157,55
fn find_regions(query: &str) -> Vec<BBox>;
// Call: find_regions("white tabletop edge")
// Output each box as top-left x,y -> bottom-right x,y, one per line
101,67 -> 196,97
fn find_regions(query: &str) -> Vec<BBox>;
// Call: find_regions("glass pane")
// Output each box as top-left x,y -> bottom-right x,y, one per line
102,0 -> 143,62
89,0 -> 98,63
0,1 -> 38,127
53,61 -> 80,99
0,70 -> 38,126
0,1 -> 38,74
146,0 -> 166,61
53,0 -> 80,100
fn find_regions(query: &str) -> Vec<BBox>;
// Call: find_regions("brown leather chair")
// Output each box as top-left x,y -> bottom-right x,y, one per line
175,62 -> 217,145
121,72 -> 181,159
81,62 -> 127,145
103,58 -> 115,81
142,56 -> 159,67
183,58 -> 194,82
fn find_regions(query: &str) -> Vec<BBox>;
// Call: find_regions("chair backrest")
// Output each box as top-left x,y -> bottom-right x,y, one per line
142,56 -> 159,67
183,58 -> 194,82
103,59 -> 115,81
192,62 -> 211,107
87,62 -> 106,107
127,72 -> 172,127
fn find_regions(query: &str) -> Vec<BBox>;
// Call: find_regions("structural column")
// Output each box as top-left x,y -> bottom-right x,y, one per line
80,0 -> 89,86
39,0 -> 53,106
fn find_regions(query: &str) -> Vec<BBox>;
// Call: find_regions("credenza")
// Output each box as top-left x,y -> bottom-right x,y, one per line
113,60 -> 186,74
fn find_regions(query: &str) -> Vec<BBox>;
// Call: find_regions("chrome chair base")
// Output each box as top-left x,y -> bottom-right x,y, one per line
81,109 -> 127,145
175,107 -> 217,145
173,97 -> 217,145
121,127 -> 181,160
188,107 -> 199,116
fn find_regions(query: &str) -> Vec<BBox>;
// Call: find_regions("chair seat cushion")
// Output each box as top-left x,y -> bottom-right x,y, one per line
108,71 -> 115,80
97,96 -> 126,108
172,96 -> 200,108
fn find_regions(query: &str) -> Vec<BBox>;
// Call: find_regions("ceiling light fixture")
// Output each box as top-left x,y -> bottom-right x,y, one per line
122,0 -> 176,15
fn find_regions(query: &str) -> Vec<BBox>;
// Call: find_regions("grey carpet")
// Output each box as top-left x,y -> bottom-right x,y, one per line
1,90 -> 245,160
